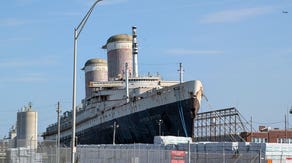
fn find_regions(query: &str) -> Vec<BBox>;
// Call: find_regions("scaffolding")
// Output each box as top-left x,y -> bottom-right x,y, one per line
194,107 -> 249,142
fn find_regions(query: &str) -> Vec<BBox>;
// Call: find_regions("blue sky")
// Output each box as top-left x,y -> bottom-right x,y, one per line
0,0 -> 292,138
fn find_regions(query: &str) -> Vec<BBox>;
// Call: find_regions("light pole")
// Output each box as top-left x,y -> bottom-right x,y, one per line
71,1 -> 102,163
112,121 -> 119,145
157,119 -> 163,136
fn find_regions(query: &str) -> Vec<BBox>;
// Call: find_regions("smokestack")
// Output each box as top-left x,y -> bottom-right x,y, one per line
132,26 -> 139,77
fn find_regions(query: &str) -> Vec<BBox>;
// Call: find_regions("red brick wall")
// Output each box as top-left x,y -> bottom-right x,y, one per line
242,130 -> 292,143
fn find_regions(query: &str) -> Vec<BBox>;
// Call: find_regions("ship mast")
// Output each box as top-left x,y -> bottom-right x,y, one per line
125,63 -> 129,103
178,62 -> 184,83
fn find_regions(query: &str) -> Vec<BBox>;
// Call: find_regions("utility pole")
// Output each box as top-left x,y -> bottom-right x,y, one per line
285,114 -> 287,142
288,108 -> 290,131
56,102 -> 61,163
250,116 -> 253,142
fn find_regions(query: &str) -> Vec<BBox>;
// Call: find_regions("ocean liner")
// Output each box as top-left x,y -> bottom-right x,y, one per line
43,27 -> 203,145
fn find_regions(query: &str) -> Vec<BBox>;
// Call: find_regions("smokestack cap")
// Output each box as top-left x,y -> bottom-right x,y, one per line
105,34 -> 132,45
82,58 -> 107,70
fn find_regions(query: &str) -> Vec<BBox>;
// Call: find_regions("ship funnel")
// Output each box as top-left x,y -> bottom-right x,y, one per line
132,26 -> 139,78
83,58 -> 108,99
103,34 -> 133,81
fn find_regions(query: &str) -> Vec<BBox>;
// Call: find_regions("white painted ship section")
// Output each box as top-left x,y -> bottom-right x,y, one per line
107,42 -> 132,51
84,65 -> 107,73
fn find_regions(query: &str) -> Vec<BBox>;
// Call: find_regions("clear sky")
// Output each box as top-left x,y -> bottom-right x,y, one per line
0,0 -> 291,138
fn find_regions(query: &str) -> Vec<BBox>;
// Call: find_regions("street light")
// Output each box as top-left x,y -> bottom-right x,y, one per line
157,119 -> 163,136
112,121 -> 119,145
71,1 -> 102,163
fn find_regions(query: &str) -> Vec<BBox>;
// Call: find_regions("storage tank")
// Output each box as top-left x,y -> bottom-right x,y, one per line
16,104 -> 38,149
103,34 -> 133,80
82,58 -> 108,99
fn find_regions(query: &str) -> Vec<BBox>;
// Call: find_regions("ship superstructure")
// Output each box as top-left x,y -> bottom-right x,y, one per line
43,27 -> 203,145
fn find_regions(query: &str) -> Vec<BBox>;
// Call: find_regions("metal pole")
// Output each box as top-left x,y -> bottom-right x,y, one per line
259,148 -> 262,163
222,143 -> 225,163
285,114 -> 287,142
113,121 -> 119,144
125,63 -> 129,103
188,140 -> 191,163
178,63 -> 183,83
57,102 -> 61,163
113,121 -> 116,145
288,107 -> 290,131
71,28 -> 77,163
70,1 -> 102,162
158,119 -> 163,136
250,116 -> 253,142
159,123 -> 161,136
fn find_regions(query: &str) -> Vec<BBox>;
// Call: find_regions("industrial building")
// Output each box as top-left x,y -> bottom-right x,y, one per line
240,126 -> 292,143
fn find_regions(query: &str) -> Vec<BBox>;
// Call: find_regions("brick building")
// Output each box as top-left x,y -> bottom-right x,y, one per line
240,126 -> 292,143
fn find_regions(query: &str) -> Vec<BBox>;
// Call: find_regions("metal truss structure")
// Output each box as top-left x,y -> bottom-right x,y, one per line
194,107 -> 249,142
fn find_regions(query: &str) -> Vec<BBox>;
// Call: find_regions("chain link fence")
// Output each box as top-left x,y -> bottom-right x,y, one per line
76,144 -> 263,163
0,140 -> 71,163
1,141 -> 292,162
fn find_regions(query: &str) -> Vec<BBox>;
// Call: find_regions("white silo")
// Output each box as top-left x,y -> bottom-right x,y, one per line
82,58 -> 108,99
16,103 -> 38,149
102,34 -> 133,80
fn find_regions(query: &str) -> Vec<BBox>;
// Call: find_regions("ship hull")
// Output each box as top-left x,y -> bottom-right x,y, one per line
61,97 -> 196,145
